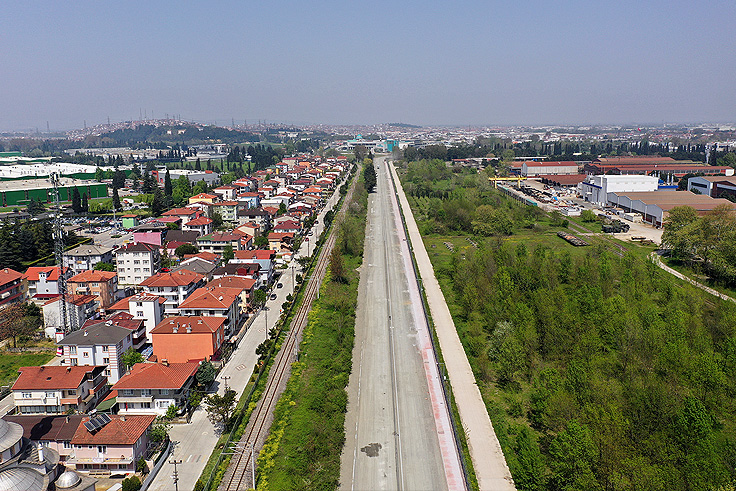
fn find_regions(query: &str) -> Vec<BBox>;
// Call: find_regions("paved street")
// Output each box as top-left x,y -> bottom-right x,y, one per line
389,162 -> 516,490
148,181 -> 345,491
341,158 -> 462,491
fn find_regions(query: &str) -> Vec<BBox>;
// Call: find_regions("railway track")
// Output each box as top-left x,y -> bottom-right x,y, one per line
219,174 -> 357,491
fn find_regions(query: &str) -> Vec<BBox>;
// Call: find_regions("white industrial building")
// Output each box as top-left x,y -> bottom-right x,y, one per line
521,161 -> 579,177
580,175 -> 659,204
687,175 -> 736,199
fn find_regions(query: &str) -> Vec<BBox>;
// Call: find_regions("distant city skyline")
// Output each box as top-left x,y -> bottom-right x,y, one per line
2,1 -> 735,132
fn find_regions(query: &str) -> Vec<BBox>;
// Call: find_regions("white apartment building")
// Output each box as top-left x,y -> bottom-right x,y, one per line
63,244 -> 114,276
57,323 -> 135,383
12,365 -> 107,415
115,242 -> 161,286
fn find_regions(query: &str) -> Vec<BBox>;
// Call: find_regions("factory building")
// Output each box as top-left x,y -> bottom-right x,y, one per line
606,190 -> 734,227
687,176 -> 736,199
521,161 -> 579,177
0,178 -> 107,207
580,175 -> 659,205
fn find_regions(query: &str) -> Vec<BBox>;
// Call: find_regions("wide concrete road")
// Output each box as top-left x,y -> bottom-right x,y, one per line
341,157 -> 462,491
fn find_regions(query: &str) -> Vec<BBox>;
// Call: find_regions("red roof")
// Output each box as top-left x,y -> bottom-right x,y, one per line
112,362 -> 199,390
0,268 -> 24,286
43,294 -> 97,307
524,161 -> 578,167
24,266 -> 65,282
190,193 -> 218,200
178,286 -> 240,310
140,270 -> 204,288
163,208 -> 198,217
234,250 -> 275,260
68,270 -> 117,283
151,316 -> 225,335
71,414 -> 155,445
83,311 -> 144,331
185,217 -> 213,226
108,293 -> 165,311
13,365 -> 105,391
183,251 -> 219,263
208,275 -> 257,291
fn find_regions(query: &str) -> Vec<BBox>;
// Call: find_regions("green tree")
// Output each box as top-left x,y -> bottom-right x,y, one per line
94,262 -> 116,271
151,188 -> 165,216
211,211 -> 223,229
204,389 -> 237,429
363,161 -> 377,192
549,420 -> 600,491
121,476 -> 142,491
661,205 -> 699,260
112,187 -> 121,211
81,193 -> 88,212
164,170 -> 173,196
472,205 -> 513,236
149,416 -> 171,443
252,288 -> 267,309
223,244 -> 234,264
71,188 -> 82,213
580,209 -> 597,222
121,348 -> 143,370
513,427 -> 545,491
196,360 -> 217,387
329,249 -> 348,283
175,243 -> 198,259
95,167 -> 104,182
278,202 -> 287,215
254,236 -> 268,248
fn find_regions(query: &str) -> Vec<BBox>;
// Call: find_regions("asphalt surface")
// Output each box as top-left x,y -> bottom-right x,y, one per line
390,162 -> 516,490
341,157 -> 458,491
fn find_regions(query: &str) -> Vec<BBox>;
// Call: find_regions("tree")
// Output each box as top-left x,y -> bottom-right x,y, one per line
329,249 -> 348,283
121,476 -> 142,491
211,211 -> 223,229
580,209 -> 597,222
94,262 -> 116,272
95,167 -> 104,182
662,205 -> 699,260
175,243 -> 198,259
81,193 -> 88,213
196,360 -> 217,387
112,187 -> 121,211
549,420 -> 600,491
149,416 -> 171,443
0,304 -> 37,348
71,188 -> 82,213
151,188 -> 165,216
363,161 -> 377,192
164,170 -> 173,196
254,236 -> 268,248
472,205 -> 513,236
223,244 -> 234,264
252,288 -> 267,309
204,389 -> 237,429
513,426 -> 545,491
121,347 -> 143,370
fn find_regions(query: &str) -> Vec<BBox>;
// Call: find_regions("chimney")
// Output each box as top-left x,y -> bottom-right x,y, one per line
66,366 -> 71,372
120,415 -> 125,421
161,359 -> 169,366
186,325 -> 191,333
172,325 -> 178,333
83,331 -> 88,336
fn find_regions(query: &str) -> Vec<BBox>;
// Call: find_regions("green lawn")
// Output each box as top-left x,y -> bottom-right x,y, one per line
0,351 -> 55,387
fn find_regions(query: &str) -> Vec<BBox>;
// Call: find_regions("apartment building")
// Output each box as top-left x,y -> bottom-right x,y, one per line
112,362 -> 198,416
139,270 -> 205,314
115,242 -> 160,287
63,244 -> 114,276
151,316 -> 226,363
12,365 -> 107,415
108,293 -> 165,337
0,268 -> 26,308
57,323 -> 136,383
67,270 -> 118,309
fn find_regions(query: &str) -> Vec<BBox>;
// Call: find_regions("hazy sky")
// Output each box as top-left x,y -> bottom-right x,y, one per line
2,1 -> 735,131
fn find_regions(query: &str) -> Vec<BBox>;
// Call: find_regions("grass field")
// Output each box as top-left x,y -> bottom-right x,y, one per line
0,351 -> 55,387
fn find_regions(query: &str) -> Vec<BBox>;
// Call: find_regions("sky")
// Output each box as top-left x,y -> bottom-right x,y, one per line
2,1 -> 735,131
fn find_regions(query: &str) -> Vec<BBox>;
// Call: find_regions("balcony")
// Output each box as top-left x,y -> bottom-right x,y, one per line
117,394 -> 152,404
66,455 -> 133,465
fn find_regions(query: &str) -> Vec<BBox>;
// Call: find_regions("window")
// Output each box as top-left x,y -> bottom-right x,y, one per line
142,402 -> 151,409
22,392 -> 32,399
63,441 -> 72,449
82,351 -> 89,357
92,283 -> 99,288
136,311 -> 144,317
97,445 -> 107,453
46,392 -> 55,398
103,358 -> 109,364
70,358 -> 78,366
69,346 -> 77,354
141,389 -> 151,396
102,345 -> 108,352
121,389 -> 134,396
134,260 -> 140,265
104,369 -> 111,377
134,268 -> 141,273
160,389 -> 169,395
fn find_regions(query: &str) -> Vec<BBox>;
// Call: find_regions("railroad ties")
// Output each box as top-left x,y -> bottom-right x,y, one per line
557,230 -> 589,247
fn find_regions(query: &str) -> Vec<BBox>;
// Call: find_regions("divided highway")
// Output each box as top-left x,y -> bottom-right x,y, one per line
341,157 -> 464,491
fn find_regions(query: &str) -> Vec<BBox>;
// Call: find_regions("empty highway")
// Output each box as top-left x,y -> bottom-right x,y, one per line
341,157 -> 464,491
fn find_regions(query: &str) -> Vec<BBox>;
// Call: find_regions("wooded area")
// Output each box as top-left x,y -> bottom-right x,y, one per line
401,160 -> 736,491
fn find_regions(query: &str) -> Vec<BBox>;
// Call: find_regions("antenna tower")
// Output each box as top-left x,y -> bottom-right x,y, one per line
50,173 -> 77,334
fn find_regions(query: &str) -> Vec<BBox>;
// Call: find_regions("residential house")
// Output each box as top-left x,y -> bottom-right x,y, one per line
188,193 -> 218,205
115,242 -> 160,287
12,365 -> 107,415
177,286 -> 242,334
151,316 -> 226,363
212,263 -> 260,283
237,192 -> 261,209
162,207 -> 199,224
234,221 -> 261,238
107,293 -> 165,337
24,266 -> 70,302
172,257 -> 217,281
182,251 -> 220,264
212,185 -> 237,201
237,207 -> 271,227
63,244 -> 114,276
67,270 -> 118,310
165,229 -> 201,244
57,323 -> 136,383
267,232 -> 294,252
112,362 -> 198,416
210,201 -> 239,223
3,414 -> 84,463
81,313 -> 147,350
42,295 -> 99,339
0,268 -> 27,308
196,233 -> 242,255
68,414 -> 155,473
273,219 -> 301,234
182,216 -> 213,236
139,270 -> 205,314
207,276 -> 256,312
231,250 -> 276,284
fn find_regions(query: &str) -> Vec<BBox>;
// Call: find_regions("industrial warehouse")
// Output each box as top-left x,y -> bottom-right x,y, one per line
0,177 -> 108,206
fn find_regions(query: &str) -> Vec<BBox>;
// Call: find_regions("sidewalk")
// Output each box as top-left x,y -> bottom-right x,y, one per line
650,253 -> 735,303
389,163 -> 516,491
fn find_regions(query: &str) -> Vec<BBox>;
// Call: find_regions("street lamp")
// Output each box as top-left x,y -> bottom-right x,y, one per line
263,306 -> 270,340
221,375 -> 230,392
169,459 -> 182,491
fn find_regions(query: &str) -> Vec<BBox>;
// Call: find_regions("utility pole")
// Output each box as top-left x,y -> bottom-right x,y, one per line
169,459 -> 182,491
264,306 -> 269,340
221,375 -> 231,392
50,172 -> 76,334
